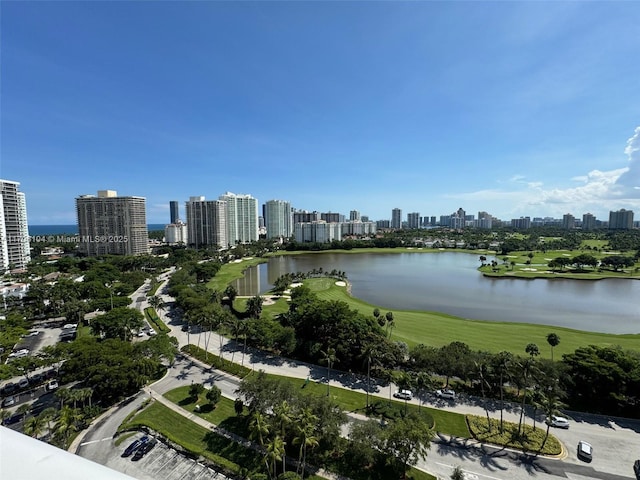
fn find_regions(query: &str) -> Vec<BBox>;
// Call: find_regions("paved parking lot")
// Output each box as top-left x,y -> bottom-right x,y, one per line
82,432 -> 231,480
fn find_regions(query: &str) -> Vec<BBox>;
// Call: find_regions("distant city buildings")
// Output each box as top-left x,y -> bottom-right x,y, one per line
219,192 -> 259,244
75,190 -> 149,256
169,200 -> 180,224
407,212 -> 420,229
582,213 -> 597,231
391,208 -> 402,229
609,209 -> 634,230
0,179 -> 31,271
164,221 -> 187,244
562,213 -> 575,230
294,221 -> 342,243
264,200 -> 293,240
185,196 -> 227,249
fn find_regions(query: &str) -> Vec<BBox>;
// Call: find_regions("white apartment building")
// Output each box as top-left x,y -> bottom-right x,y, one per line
342,221 -> 377,236
294,221 -> 342,243
185,196 -> 227,249
264,199 -> 293,239
0,179 -> 31,271
164,221 -> 188,244
219,192 -> 258,244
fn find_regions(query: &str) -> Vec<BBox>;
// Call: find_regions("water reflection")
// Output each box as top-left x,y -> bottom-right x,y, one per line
231,252 -> 640,334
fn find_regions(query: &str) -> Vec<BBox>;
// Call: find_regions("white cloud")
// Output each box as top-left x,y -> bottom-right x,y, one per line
612,126 -> 640,197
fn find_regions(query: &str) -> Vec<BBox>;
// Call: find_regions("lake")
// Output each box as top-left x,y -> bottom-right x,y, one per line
232,252 -> 640,334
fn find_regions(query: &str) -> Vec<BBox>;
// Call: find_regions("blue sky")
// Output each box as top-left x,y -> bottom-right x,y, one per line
2,1 -> 639,225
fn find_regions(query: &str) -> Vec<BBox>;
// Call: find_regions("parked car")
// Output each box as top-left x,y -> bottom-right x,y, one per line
577,441 -> 593,462
8,349 -> 29,359
547,415 -> 570,429
132,437 -> 157,461
2,396 -> 16,408
18,378 -> 29,389
393,389 -> 413,400
436,389 -> 456,400
46,380 -> 59,391
1,382 -> 16,395
122,435 -> 149,457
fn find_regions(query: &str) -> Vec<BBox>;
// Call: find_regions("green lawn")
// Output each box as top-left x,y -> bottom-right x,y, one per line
261,277 -> 640,358
206,257 -> 267,291
121,401 -> 264,476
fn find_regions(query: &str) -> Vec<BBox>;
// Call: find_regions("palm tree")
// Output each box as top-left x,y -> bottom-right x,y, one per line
539,390 -> 567,450
245,295 -> 263,319
518,345 -> 540,436
413,371 -> 434,412
24,414 -> 45,439
265,435 -> 286,479
39,407 -> 57,437
494,351 -> 513,433
54,406 -> 82,447
474,360 -> 492,430
55,387 -> 71,408
450,466 -> 465,480
293,407 -> 318,478
360,343 -> 379,409
273,400 -> 293,439
148,295 -> 165,313
546,333 -> 560,361
249,411 -> 269,447
385,311 -> 395,338
320,347 -> 338,397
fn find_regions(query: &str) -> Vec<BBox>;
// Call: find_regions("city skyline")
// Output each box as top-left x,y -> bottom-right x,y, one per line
2,2 -> 640,224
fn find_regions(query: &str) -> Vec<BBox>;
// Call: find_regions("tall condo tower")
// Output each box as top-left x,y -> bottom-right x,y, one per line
76,190 -> 149,256
169,201 -> 180,224
219,192 -> 258,244
264,199 -> 293,239
0,179 -> 31,271
391,208 -> 402,229
185,196 -> 227,249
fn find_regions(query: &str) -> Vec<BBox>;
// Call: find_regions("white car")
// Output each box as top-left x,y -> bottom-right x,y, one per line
436,389 -> 456,400
8,349 -> 29,358
46,380 -> 59,391
547,415 -> 570,429
393,389 -> 413,400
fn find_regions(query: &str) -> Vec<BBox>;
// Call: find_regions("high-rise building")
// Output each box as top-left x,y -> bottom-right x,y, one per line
76,190 -> 148,256
391,208 -> 402,229
185,196 -> 227,249
349,210 -> 360,221
219,192 -> 259,244
293,210 -> 321,223
609,209 -> 634,230
582,213 -> 596,231
407,212 -> 420,229
321,212 -> 344,223
0,179 -> 31,271
294,221 -> 342,243
165,222 -> 187,244
264,200 -> 293,240
169,201 -> 180,224
511,217 -> 531,229
562,213 -> 575,230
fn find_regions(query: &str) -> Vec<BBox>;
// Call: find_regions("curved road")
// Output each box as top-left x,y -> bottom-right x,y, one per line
76,267 -> 640,480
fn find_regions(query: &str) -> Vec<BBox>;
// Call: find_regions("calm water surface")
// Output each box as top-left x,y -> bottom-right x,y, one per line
232,252 -> 640,334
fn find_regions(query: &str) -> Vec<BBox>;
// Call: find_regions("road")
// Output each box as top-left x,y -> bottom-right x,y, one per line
76,265 -> 640,480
